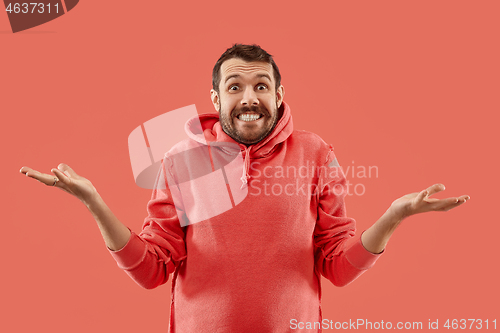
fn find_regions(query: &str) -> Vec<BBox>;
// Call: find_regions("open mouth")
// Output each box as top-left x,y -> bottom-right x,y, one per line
237,112 -> 262,122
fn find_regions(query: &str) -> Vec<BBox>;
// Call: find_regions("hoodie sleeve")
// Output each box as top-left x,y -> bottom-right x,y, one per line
313,146 -> 382,287
108,158 -> 187,289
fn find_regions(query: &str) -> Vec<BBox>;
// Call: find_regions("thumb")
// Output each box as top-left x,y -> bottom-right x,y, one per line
416,189 -> 428,202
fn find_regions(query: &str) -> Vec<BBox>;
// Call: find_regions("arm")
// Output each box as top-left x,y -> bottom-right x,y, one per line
20,162 -> 187,289
85,192 -> 131,251
314,148 -> 383,287
108,159 -> 187,289
20,163 -> 130,251
361,184 -> 470,254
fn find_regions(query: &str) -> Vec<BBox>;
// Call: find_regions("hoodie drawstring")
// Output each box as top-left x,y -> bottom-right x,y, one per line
240,146 -> 252,189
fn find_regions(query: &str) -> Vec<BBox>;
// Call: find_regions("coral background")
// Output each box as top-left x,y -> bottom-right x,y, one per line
1,1 -> 498,332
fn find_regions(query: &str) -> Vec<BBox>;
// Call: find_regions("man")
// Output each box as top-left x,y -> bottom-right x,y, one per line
20,44 -> 469,332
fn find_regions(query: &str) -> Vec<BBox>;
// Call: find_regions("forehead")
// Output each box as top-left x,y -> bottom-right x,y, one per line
220,58 -> 274,82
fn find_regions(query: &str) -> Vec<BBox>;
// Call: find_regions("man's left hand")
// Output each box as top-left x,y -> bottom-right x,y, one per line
390,183 -> 470,220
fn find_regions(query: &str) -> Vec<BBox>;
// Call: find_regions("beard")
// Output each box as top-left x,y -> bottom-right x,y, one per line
218,100 -> 280,145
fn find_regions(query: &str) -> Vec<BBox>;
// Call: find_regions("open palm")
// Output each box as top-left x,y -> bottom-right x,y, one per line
390,183 -> 470,219
20,163 -> 97,205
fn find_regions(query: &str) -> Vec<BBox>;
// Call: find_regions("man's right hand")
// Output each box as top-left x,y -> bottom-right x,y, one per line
20,163 -> 131,251
20,163 -> 98,206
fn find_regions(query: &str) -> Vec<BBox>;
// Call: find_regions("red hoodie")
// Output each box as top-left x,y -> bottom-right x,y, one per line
109,102 -> 382,332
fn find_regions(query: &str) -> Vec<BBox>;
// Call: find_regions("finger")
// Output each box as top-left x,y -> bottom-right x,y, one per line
441,198 -> 467,211
20,166 -> 33,175
57,163 -> 77,178
51,168 -> 71,186
23,168 -> 59,186
416,189 -> 428,202
426,183 -> 446,197
50,168 -> 76,195
429,197 -> 466,211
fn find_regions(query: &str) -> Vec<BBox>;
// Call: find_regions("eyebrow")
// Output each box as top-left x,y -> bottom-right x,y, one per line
224,73 -> 272,84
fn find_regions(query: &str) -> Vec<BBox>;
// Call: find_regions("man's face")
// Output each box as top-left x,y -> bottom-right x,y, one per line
211,58 -> 285,145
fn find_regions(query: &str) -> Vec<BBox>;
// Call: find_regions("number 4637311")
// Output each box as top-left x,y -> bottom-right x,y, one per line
443,319 -> 496,330
5,3 -> 60,14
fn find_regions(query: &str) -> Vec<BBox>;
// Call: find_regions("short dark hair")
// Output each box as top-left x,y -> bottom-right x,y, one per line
212,44 -> 282,93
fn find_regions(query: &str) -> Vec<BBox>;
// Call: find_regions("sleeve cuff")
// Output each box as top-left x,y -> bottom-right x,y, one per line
344,231 -> 384,270
107,231 -> 148,270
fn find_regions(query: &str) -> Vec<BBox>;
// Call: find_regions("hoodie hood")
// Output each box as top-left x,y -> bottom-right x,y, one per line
184,101 -> 294,187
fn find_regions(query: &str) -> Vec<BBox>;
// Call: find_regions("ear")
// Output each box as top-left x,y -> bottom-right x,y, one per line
276,85 -> 285,108
210,89 -> 220,112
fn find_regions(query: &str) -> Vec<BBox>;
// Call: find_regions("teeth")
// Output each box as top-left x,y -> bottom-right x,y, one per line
238,114 -> 260,122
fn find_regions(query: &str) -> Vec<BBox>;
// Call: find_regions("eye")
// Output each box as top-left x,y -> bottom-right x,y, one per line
229,85 -> 239,91
256,84 -> 268,90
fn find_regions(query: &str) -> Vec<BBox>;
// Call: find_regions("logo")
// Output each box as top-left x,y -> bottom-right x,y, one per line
128,105 -> 248,226
3,1 -> 79,33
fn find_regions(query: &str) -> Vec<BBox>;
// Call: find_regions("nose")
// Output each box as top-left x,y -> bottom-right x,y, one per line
240,86 -> 259,106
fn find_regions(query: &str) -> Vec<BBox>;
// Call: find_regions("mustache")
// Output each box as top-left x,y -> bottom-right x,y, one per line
232,105 -> 270,117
